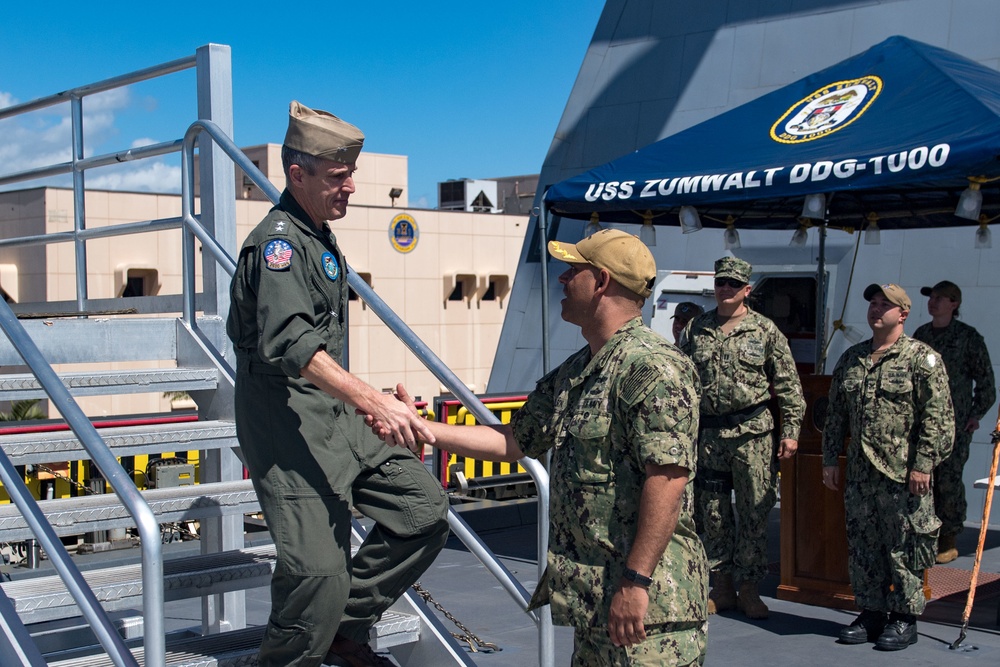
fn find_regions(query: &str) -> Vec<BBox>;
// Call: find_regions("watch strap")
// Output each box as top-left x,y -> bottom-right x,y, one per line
622,567 -> 653,588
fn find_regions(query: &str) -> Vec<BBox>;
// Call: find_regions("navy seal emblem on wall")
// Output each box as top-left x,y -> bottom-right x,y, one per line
321,252 -> 339,281
771,76 -> 882,144
263,239 -> 293,271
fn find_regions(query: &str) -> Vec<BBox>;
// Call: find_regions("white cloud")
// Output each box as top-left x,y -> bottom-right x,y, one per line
87,161 -> 181,193
0,86 -> 179,193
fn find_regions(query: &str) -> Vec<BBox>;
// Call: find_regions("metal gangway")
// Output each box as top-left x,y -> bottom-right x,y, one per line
0,44 -> 553,666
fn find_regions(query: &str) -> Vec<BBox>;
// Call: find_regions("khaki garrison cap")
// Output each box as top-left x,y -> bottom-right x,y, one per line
863,283 -> 912,311
547,228 -> 656,299
284,100 -> 365,166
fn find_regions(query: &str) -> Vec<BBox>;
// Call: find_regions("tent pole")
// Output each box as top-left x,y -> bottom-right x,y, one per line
815,220 -> 828,373
539,205 -> 551,374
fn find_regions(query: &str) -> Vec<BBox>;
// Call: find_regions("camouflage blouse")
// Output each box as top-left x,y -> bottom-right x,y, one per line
511,318 -> 708,628
822,334 -> 954,482
681,308 -> 805,440
913,318 -> 996,425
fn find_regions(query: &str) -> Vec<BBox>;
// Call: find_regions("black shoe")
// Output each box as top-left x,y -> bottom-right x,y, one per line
838,609 -> 888,644
875,613 -> 918,651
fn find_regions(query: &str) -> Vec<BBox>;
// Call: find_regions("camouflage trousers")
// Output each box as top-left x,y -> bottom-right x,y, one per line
934,427 -> 973,538
571,621 -> 707,666
845,453 -> 940,615
695,429 -> 776,584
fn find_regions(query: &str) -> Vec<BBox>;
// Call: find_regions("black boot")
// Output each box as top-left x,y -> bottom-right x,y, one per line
875,613 -> 918,651
838,609 -> 888,644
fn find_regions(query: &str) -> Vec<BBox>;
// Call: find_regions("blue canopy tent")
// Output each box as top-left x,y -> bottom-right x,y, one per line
543,35 -> 1000,365
545,35 -> 1000,230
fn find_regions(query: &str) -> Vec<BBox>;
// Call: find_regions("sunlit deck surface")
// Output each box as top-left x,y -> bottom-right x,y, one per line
10,499 -> 999,666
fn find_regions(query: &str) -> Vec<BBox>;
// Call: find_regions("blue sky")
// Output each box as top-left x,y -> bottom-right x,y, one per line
1,1 -> 604,208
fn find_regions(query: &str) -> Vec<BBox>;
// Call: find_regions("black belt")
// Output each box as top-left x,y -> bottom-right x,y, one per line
700,402 -> 769,430
238,354 -> 287,376
694,467 -> 734,494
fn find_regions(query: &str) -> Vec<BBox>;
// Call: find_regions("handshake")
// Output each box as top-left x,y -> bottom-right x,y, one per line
356,383 -> 430,455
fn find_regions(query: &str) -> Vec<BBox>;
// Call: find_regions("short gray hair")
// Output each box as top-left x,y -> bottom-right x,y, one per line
281,145 -> 322,180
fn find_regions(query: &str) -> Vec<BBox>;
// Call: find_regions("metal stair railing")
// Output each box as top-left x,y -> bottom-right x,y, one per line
0,300 -> 155,667
179,118 -> 556,667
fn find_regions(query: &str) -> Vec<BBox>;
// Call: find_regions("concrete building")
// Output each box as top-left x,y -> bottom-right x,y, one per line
0,147 -> 528,417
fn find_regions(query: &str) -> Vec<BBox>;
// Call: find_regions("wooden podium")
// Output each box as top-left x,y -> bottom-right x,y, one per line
777,374 -> 857,609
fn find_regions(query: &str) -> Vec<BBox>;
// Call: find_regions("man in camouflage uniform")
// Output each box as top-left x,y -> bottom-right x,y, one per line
823,283 -> 953,651
913,280 -> 996,564
370,229 -> 709,665
671,302 -> 704,345
228,101 -> 449,667
680,257 -> 804,619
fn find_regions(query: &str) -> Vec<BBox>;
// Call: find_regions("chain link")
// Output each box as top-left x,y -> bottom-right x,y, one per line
33,464 -> 94,496
411,581 -> 500,653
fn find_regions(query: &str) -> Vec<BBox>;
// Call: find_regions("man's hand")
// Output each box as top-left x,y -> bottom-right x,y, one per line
822,465 -> 839,491
608,582 -> 649,648
360,384 -> 432,453
965,417 -> 981,434
909,469 -> 931,496
777,438 -> 798,460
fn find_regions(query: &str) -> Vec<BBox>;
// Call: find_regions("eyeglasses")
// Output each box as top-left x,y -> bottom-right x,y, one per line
714,278 -> 746,289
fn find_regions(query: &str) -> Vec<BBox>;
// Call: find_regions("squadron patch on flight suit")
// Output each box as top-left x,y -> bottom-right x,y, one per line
264,239 -> 293,270
321,252 -> 339,280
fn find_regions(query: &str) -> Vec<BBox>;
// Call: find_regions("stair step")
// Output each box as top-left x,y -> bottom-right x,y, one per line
0,368 -> 219,401
45,610 -> 419,666
0,480 -> 259,542
3,545 -> 277,625
0,420 -> 237,466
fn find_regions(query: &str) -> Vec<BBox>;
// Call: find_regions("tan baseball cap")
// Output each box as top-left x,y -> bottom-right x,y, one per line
863,283 -> 911,311
547,228 -> 656,299
920,280 -> 961,303
284,100 -> 365,166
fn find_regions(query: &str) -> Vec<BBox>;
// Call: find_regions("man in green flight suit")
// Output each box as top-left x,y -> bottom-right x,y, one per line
227,101 -> 449,667
680,256 -> 805,620
823,283 -> 953,651
913,280 -> 996,564
367,229 -> 709,666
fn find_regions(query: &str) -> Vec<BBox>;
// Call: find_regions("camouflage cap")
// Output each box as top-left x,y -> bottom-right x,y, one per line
714,256 -> 752,283
863,283 -> 911,311
284,100 -> 365,166
547,228 -> 656,299
671,301 -> 704,321
919,280 -> 961,303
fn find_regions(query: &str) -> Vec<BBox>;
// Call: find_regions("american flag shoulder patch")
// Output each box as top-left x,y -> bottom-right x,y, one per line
264,239 -> 293,271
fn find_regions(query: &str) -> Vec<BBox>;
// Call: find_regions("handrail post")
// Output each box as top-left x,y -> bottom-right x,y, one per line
70,95 -> 88,313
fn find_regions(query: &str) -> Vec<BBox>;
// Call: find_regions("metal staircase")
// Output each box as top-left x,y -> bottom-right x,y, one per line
0,43 -> 553,666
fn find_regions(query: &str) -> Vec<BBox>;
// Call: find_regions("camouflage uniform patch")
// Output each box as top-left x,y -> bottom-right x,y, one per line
913,319 -> 996,537
511,318 -> 708,632
823,334 -> 954,615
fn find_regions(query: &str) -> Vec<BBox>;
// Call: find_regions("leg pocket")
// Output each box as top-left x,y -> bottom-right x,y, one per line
904,503 -> 940,571
273,486 -> 352,576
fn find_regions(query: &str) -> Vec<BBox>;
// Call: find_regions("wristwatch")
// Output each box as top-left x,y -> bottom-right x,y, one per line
621,567 -> 654,588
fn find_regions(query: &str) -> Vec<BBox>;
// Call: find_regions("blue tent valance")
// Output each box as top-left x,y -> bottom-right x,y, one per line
544,36 -> 1000,230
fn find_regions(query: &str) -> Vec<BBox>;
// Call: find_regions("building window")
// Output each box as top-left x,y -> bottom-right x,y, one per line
347,272 -> 373,301
117,268 -> 158,297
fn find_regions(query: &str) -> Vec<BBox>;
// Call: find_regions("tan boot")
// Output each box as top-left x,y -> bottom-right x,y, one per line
737,581 -> 769,619
936,533 -> 958,564
707,572 -> 737,614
